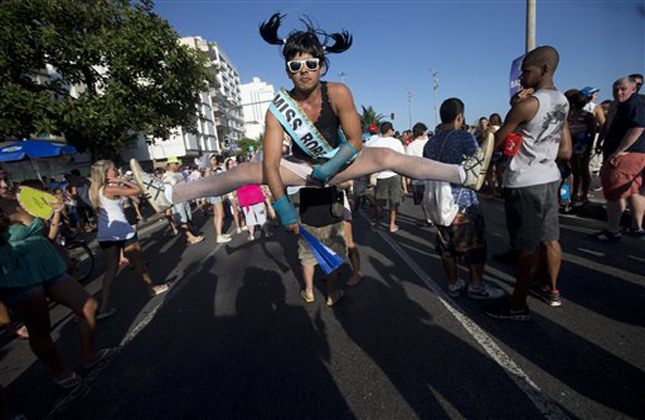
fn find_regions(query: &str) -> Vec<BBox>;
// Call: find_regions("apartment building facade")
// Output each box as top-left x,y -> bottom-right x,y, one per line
240,77 -> 275,140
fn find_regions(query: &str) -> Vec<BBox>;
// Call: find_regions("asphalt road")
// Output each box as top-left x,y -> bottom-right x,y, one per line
1,194 -> 643,420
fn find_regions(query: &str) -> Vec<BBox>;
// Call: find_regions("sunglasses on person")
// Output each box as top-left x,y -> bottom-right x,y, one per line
286,58 -> 320,73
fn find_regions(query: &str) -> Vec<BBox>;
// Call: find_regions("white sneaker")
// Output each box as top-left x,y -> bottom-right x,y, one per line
216,235 -> 231,244
129,159 -> 171,212
247,234 -> 255,241
447,279 -> 466,298
461,132 -> 494,191
236,227 -> 242,234
467,283 -> 505,300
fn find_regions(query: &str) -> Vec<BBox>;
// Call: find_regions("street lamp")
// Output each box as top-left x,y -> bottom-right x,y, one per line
430,69 -> 439,130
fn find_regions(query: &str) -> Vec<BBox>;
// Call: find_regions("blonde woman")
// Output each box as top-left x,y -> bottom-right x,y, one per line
90,160 -> 168,320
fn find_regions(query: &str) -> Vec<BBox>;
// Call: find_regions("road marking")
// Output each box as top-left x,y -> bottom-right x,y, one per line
369,219 -> 569,420
45,228 -> 230,419
577,248 -> 605,258
628,255 -> 645,263
562,252 -> 643,286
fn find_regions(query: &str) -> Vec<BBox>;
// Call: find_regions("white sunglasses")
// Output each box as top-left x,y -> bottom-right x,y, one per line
287,58 -> 320,73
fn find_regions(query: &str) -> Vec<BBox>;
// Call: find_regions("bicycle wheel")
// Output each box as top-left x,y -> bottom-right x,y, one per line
66,241 -> 94,283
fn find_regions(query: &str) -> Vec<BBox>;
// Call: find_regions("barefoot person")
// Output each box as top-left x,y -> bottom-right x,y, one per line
89,161 -> 168,320
131,13 -> 493,233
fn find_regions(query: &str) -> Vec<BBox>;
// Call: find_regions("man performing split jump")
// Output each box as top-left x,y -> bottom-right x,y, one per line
130,13 -> 494,231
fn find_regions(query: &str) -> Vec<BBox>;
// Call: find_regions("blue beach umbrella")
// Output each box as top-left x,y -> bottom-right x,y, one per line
0,140 -> 76,162
0,140 -> 77,181
299,226 -> 344,275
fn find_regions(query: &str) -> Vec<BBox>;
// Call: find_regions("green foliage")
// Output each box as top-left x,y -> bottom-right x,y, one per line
0,0 -> 216,161
360,105 -> 384,130
236,137 -> 262,155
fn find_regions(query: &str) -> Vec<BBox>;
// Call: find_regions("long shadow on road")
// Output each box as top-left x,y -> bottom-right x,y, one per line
58,265 -> 354,419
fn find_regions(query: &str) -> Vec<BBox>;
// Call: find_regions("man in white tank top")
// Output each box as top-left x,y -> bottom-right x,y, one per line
483,46 -> 572,321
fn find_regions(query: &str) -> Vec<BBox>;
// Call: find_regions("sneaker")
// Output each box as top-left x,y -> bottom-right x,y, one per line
236,227 -> 242,234
483,299 -> 531,321
447,279 -> 466,298
467,283 -> 505,300
537,285 -> 562,307
590,230 -> 621,243
129,159 -> 171,213
247,234 -> 255,241
216,235 -> 231,244
461,132 -> 494,191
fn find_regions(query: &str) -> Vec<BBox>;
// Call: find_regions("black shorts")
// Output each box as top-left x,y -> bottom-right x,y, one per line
503,181 -> 560,252
412,183 -> 425,205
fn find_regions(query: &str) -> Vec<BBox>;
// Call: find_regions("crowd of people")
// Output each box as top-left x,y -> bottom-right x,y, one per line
0,14 -> 643,414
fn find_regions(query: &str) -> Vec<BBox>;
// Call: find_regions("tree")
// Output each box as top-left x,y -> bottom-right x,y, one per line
236,137 -> 262,156
360,105 -> 384,130
0,0 -> 216,161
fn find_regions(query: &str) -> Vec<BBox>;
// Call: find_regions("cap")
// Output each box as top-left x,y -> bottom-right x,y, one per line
580,86 -> 599,96
166,157 -> 180,164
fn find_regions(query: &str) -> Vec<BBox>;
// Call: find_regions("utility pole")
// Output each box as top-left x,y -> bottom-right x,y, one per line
430,69 -> 439,130
406,88 -> 413,130
526,0 -> 536,52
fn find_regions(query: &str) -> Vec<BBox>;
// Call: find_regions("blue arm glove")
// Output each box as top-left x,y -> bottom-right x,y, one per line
273,195 -> 299,226
311,142 -> 358,183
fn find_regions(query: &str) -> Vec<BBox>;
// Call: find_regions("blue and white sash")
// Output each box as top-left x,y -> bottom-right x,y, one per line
269,88 -> 347,160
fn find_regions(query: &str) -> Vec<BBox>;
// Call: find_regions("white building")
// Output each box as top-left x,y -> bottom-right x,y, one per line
179,37 -> 244,150
240,77 -> 275,140
122,36 -> 221,164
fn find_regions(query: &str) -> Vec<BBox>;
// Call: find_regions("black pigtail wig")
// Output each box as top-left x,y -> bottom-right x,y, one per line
259,13 -> 287,45
259,13 -> 353,75
323,30 -> 352,54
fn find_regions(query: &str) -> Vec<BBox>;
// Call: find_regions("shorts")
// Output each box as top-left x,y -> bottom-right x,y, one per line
504,181 -> 560,252
280,156 -> 314,181
209,196 -> 223,204
600,153 -> 645,201
412,183 -> 425,205
375,175 -> 404,208
173,201 -> 192,224
242,203 -> 267,227
0,273 -> 68,306
435,206 -> 487,265
298,222 -> 347,267
98,234 -> 138,250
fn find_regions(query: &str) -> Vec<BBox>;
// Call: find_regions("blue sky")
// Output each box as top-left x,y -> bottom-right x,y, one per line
154,0 -> 644,129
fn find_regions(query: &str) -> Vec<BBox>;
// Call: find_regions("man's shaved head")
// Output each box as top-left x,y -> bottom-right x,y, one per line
523,46 -> 560,73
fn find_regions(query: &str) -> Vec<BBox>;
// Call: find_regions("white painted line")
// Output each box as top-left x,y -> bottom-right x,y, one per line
562,252 -> 643,286
627,255 -> 645,263
577,248 -> 605,258
370,218 -> 569,420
